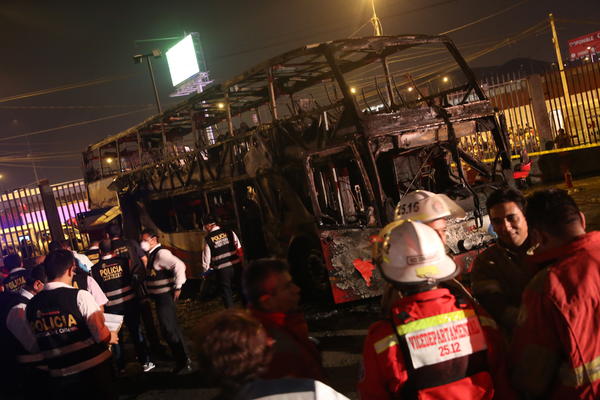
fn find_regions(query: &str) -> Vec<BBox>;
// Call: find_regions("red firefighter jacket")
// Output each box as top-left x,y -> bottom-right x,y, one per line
511,231 -> 600,399
358,288 -> 514,400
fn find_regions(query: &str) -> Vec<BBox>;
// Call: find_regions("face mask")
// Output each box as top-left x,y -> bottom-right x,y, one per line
140,240 -> 151,252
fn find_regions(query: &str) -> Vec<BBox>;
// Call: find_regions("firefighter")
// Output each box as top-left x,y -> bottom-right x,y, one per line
92,240 -> 154,373
2,253 -> 28,293
201,213 -> 243,308
140,228 -> 192,374
26,250 -> 118,400
0,264 -> 47,399
381,190 -> 467,313
394,190 -> 466,245
358,220 -> 513,399
511,189 -> 600,398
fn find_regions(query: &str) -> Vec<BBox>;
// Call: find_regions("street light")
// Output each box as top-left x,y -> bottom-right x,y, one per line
133,49 -> 163,114
369,0 -> 383,36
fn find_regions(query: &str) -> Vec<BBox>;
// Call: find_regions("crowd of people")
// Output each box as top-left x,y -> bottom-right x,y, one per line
0,187 -> 598,399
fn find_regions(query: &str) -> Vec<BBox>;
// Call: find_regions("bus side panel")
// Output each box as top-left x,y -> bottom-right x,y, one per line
319,228 -> 383,304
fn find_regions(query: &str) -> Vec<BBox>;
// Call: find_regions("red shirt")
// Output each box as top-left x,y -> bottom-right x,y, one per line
250,308 -> 325,381
511,232 -> 600,399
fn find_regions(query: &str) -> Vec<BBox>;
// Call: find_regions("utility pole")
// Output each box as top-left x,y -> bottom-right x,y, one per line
370,0 -> 383,36
549,14 -> 572,114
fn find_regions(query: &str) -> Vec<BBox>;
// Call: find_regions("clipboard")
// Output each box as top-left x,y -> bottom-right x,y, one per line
104,313 -> 124,333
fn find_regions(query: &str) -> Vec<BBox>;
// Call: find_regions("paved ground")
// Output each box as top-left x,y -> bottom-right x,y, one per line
118,174 -> 600,399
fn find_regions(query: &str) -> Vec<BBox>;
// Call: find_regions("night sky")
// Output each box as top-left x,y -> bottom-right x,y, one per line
0,0 -> 598,188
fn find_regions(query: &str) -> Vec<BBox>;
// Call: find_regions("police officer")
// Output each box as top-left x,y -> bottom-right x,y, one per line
0,264 -> 47,399
107,224 -> 163,354
85,240 -> 101,265
2,253 -> 27,293
92,240 -> 154,373
140,228 -> 191,374
26,250 -> 118,400
358,220 -> 514,399
201,213 -> 243,308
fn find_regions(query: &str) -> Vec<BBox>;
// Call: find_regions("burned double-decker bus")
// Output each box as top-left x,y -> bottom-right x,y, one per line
83,35 -> 513,303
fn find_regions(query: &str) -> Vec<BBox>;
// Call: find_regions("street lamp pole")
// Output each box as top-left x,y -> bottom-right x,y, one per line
134,50 -> 163,115
370,0 -> 383,36
145,56 -> 162,114
133,50 -> 167,148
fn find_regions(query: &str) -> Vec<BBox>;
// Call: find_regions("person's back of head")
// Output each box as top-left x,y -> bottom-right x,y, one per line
49,240 -> 71,252
3,253 -> 22,272
106,224 -> 122,239
243,258 -> 295,311
202,213 -> 218,228
99,239 -> 113,255
373,220 -> 457,297
25,264 -> 47,293
44,250 -> 75,281
195,309 -> 272,395
526,189 -> 585,251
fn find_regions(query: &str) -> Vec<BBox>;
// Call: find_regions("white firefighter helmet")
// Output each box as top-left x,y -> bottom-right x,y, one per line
372,220 -> 458,285
394,190 -> 466,223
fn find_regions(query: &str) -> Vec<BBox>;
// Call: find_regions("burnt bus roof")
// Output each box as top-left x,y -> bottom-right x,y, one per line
87,34 -> 484,151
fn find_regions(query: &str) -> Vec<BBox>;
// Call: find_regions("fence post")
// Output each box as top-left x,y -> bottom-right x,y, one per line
527,74 -> 554,146
38,179 -> 64,242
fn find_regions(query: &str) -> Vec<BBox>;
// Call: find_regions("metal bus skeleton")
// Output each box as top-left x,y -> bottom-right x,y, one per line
82,35 -> 513,303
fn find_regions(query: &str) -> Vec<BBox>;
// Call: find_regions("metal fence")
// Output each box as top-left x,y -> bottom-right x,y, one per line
459,62 -> 600,161
0,179 -> 90,264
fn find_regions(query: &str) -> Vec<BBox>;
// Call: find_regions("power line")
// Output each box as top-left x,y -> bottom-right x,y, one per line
0,107 -> 153,142
0,74 -> 138,104
0,104 -> 153,110
439,0 -> 529,35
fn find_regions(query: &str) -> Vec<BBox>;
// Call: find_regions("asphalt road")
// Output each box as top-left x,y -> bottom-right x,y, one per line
119,174 -> 600,400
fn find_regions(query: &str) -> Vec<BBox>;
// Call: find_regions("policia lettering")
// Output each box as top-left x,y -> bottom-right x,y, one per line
4,275 -> 26,292
98,264 -> 124,281
32,311 -> 78,335
206,228 -> 240,269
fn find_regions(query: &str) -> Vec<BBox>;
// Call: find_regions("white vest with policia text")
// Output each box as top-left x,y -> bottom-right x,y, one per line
206,228 -> 241,270
26,287 -> 111,377
92,257 -> 135,314
3,269 -> 27,293
145,246 -> 174,296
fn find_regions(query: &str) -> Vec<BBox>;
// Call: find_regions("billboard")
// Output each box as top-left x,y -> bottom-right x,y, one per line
166,34 -> 201,87
568,30 -> 600,60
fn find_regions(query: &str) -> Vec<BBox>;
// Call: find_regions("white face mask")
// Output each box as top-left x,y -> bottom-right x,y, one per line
140,240 -> 151,252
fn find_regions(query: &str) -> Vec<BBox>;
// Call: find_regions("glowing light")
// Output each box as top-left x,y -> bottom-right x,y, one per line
106,157 -> 113,164
166,34 -> 201,87
350,87 -> 357,94
217,103 -> 225,109
442,76 -> 449,83
407,87 -> 413,92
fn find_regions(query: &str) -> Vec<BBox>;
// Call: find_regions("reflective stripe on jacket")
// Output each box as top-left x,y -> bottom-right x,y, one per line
359,288 -> 513,400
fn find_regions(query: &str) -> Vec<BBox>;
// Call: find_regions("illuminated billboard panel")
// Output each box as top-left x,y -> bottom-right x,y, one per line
166,34 -> 200,87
